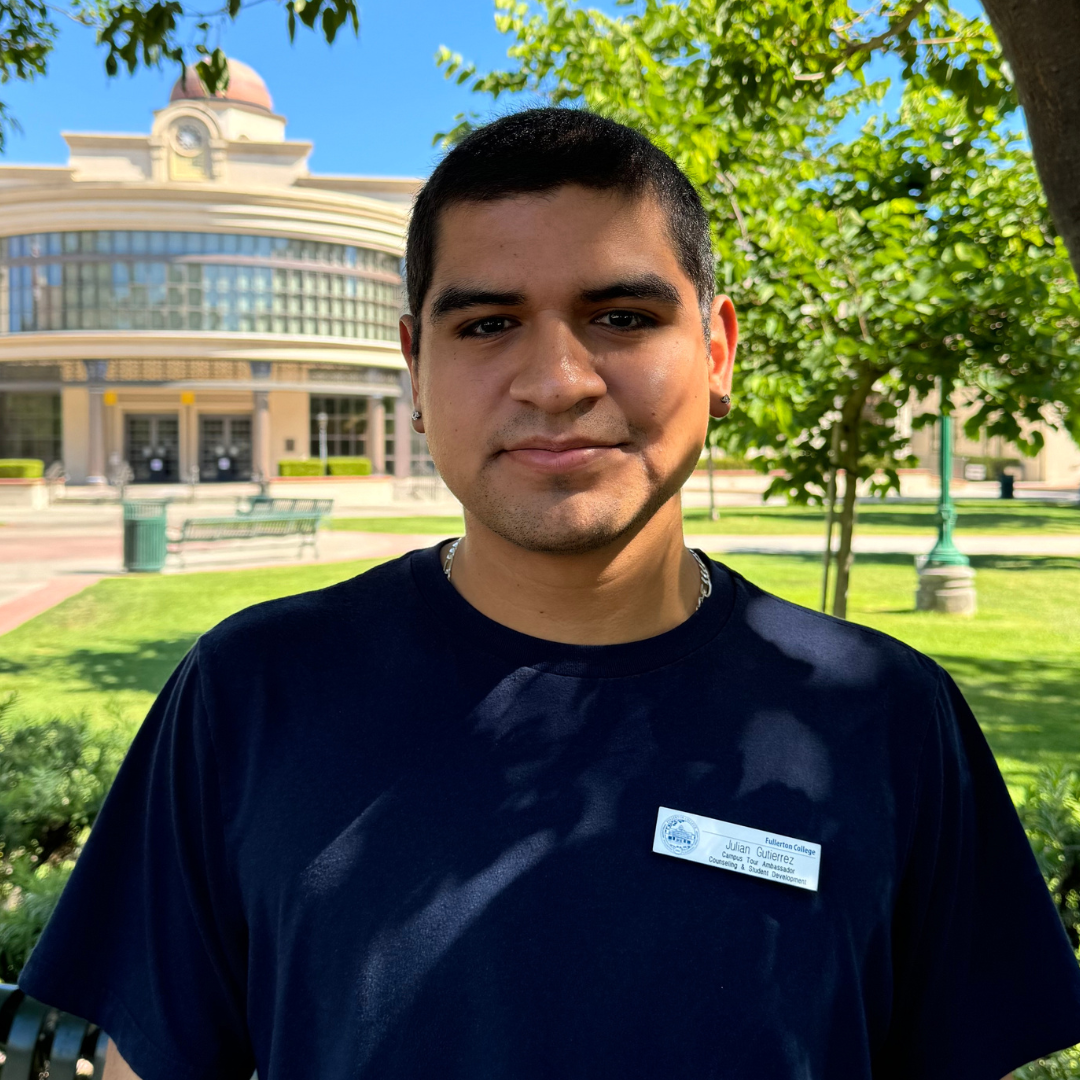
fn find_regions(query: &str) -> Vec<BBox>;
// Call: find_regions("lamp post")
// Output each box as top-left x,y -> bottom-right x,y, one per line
317,411 -> 329,474
926,409 -> 969,569
915,394 -> 976,614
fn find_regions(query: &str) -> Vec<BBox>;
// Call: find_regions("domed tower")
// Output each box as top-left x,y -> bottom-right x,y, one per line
153,58 -> 297,184
0,61 -> 426,487
169,58 -> 275,112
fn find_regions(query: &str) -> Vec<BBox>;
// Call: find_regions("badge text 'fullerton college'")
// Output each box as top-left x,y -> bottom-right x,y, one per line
652,806 -> 821,892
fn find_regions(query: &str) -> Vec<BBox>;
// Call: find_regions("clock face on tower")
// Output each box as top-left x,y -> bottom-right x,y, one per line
175,123 -> 205,153
169,119 -> 211,180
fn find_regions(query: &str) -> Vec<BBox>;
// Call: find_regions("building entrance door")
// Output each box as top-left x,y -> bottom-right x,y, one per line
125,414 -> 180,483
199,415 -> 253,482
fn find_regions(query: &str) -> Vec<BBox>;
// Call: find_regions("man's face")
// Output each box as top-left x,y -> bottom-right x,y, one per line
401,185 -> 736,554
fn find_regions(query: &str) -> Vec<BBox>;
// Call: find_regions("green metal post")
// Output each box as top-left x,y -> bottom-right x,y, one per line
926,409 -> 969,568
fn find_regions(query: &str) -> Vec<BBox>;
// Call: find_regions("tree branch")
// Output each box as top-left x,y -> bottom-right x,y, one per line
719,172 -> 751,245
837,0 -> 932,57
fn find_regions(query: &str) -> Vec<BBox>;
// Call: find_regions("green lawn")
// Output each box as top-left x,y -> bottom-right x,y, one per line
1,553 -> 1076,796
685,499 -> 1080,535
329,515 -> 466,534
329,500 -> 1080,537
0,560 -> 381,735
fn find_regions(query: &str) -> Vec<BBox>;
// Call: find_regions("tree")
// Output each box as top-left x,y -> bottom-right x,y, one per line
711,91 -> 1080,616
979,0 -> 1080,283
438,0 -> 1080,618
0,0 -> 358,148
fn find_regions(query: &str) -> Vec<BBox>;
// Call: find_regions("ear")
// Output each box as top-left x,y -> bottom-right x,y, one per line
707,295 -> 738,418
399,315 -> 425,432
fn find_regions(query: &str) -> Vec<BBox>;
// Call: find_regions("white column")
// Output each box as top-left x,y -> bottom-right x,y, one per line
394,394 -> 413,477
84,360 -> 108,485
253,390 -> 271,481
250,362 -> 272,483
180,393 -> 197,483
368,396 -> 386,473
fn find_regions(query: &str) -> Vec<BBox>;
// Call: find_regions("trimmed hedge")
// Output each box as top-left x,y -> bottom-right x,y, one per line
696,454 -> 751,471
278,460 -> 324,477
277,458 -> 374,477
0,459 -> 45,479
327,456 -> 372,476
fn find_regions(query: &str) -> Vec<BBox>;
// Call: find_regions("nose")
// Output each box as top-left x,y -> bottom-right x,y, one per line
507,314 -> 607,415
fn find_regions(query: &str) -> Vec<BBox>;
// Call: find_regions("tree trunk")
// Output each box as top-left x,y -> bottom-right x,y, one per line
980,0 -> 1080,282
820,468 -> 836,613
831,467 -> 859,619
830,378 -> 873,619
707,444 -> 718,521
820,424 -> 841,612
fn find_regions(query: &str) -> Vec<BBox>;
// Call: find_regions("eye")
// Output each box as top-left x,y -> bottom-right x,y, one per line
596,310 -> 656,330
461,315 -> 515,338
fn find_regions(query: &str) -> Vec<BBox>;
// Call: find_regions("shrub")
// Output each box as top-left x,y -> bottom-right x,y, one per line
0,459 -> 45,479
1018,768 -> 1080,951
1018,1048 -> 1080,1080
958,455 -> 1024,480
0,859 -> 73,984
327,456 -> 372,476
696,454 -> 750,471
1016,768 -> 1080,1079
0,695 -> 127,981
279,459 -> 324,477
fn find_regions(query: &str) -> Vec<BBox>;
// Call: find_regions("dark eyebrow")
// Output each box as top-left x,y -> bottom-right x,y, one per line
428,286 -> 527,322
580,274 -> 683,308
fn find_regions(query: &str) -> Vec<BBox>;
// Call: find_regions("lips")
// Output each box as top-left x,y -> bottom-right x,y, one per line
499,441 -> 624,474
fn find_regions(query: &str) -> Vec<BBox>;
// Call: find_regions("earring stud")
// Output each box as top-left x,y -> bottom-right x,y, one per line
411,410 -> 421,421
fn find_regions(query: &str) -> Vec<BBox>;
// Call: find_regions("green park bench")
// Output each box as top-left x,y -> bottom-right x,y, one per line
168,511 -> 322,567
0,983 -> 109,1078
235,496 -> 334,519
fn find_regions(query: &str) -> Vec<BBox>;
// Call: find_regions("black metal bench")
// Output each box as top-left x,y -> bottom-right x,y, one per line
168,512 -> 321,567
0,983 -> 108,1078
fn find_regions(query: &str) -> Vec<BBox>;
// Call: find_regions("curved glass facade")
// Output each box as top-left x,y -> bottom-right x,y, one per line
0,231 -> 403,339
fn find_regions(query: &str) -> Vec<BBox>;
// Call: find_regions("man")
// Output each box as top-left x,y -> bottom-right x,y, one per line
19,108 -> 1080,1080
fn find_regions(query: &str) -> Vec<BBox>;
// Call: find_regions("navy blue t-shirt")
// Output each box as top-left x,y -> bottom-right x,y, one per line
20,545 -> 1080,1079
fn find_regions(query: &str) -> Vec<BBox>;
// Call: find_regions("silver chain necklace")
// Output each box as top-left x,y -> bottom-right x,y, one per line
443,539 -> 713,611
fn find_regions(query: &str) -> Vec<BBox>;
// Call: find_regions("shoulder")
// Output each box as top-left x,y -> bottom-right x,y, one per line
728,569 -> 944,705
196,551 -> 416,668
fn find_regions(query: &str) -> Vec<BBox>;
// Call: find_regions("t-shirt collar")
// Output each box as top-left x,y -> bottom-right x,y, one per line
410,539 -> 738,678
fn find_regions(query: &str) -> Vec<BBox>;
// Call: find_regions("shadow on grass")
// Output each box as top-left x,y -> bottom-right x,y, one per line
686,503 -> 1079,532
685,507 -> 826,524
57,637 -> 198,696
725,551 -> 920,568
722,551 -> 1080,572
967,554 -> 1080,572
937,652 -> 1080,774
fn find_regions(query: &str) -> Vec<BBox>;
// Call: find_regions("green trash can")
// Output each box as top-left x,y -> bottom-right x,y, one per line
122,500 -> 169,572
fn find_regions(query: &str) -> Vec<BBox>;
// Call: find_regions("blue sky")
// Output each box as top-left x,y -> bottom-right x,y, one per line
2,0 -> 990,177
0,0 -> 524,176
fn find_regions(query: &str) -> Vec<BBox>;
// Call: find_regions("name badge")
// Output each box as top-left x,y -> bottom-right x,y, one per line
653,806 -> 821,892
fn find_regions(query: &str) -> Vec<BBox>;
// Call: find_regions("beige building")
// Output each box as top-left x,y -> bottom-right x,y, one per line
0,59 -> 425,484
903,391 -> 1080,487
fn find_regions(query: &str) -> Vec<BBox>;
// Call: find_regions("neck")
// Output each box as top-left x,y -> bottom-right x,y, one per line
445,498 -> 700,645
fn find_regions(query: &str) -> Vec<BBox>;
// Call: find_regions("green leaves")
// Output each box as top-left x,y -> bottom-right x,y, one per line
285,0 -> 357,46
0,695 -> 128,981
0,0 -> 360,130
0,0 -> 56,149
439,0 -> 1080,516
98,0 -> 184,79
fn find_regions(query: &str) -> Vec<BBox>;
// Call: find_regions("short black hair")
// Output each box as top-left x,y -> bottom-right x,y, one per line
405,107 -> 714,357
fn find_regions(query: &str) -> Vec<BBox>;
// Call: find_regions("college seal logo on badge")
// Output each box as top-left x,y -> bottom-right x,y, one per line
660,814 -> 700,855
